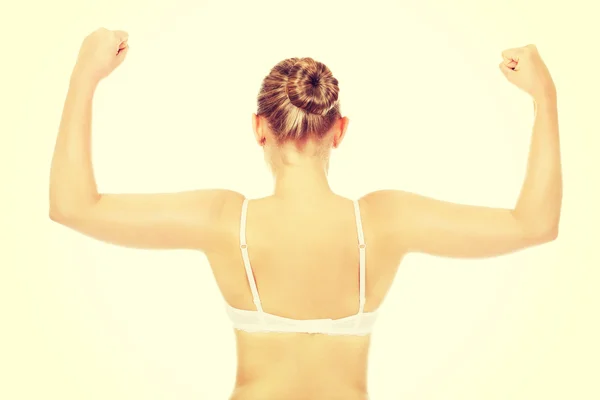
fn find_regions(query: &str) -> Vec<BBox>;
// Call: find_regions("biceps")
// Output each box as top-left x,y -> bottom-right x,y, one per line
376,191 -> 550,259
404,205 -> 529,258
50,190 -> 239,250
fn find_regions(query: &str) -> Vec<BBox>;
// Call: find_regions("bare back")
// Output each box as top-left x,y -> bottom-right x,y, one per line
206,194 -> 404,399
50,185 -> 558,399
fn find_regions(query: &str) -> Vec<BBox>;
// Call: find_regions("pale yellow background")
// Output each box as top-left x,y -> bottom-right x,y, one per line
2,0 -> 598,399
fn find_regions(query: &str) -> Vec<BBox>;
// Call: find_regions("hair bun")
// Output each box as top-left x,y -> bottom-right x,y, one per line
285,58 -> 339,116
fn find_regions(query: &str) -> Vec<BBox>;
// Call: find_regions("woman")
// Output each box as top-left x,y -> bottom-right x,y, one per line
49,28 -> 562,400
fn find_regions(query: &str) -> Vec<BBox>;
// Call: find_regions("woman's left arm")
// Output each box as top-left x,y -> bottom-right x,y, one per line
50,28 -> 243,251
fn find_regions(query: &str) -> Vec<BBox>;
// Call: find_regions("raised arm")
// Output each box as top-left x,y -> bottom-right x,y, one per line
364,44 -> 561,259
49,28 -> 243,251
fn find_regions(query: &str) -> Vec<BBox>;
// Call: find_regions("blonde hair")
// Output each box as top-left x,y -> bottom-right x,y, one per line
256,57 -> 341,144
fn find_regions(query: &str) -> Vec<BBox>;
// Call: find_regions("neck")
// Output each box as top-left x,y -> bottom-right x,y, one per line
272,158 -> 332,200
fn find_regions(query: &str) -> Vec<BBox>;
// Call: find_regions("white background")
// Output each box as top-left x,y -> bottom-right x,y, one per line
2,0 -> 598,399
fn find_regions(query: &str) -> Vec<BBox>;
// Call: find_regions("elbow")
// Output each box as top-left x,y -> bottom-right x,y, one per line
49,190 -> 71,224
546,224 -> 559,241
49,202 -> 82,226
533,222 -> 559,244
517,215 -> 559,246
541,214 -> 560,242
49,204 -> 71,225
49,194 -> 101,225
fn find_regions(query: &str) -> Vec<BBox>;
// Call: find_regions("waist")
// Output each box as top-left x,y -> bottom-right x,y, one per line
230,382 -> 370,400
232,329 -> 371,398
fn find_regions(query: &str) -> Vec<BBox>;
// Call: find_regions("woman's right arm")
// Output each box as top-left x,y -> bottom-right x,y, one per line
364,46 -> 562,259
49,45 -> 243,252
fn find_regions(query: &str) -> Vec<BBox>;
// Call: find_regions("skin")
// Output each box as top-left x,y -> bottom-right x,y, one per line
50,29 -> 562,400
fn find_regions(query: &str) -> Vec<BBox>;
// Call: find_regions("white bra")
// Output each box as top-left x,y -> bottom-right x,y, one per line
224,198 -> 379,336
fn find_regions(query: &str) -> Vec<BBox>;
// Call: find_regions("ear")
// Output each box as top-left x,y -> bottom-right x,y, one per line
252,113 -> 267,146
332,116 -> 350,149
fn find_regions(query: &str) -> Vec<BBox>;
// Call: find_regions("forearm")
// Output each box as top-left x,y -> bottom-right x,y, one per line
513,95 -> 562,237
49,71 -> 101,217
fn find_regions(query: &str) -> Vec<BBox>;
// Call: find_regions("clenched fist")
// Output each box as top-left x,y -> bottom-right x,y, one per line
499,44 -> 556,102
73,28 -> 129,84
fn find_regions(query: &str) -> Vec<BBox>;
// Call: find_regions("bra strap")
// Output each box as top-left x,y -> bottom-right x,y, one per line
353,199 -> 366,314
240,199 -> 264,313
